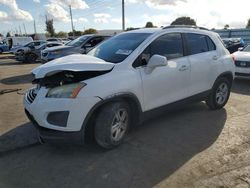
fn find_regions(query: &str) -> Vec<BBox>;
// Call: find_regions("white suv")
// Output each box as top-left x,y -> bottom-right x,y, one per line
24,26 -> 235,149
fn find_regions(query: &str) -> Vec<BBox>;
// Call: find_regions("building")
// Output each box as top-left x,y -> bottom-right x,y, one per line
215,28 -> 250,45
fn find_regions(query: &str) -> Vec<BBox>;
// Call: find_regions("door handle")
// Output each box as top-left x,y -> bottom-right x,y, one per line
179,65 -> 189,71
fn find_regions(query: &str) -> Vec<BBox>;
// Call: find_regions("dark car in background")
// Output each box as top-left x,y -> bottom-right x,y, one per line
15,42 -> 63,63
222,38 -> 245,54
41,34 -> 110,63
10,40 -> 47,54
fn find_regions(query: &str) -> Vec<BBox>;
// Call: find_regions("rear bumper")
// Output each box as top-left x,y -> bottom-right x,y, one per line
25,109 -> 84,144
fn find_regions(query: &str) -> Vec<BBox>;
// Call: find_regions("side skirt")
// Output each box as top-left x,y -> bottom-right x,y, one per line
142,90 -> 211,122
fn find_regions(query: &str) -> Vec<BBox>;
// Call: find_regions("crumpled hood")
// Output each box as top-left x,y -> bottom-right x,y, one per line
32,54 -> 115,79
233,51 -> 250,61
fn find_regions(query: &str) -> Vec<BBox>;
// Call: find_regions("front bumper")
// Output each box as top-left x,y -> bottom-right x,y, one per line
25,109 -> 84,143
235,67 -> 250,79
41,53 -> 64,62
24,87 -> 101,132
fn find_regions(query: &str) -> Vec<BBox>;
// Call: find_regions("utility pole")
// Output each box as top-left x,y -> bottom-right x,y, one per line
122,0 -> 125,31
23,24 -> 27,36
69,5 -> 75,37
19,25 -> 22,36
34,20 -> 37,34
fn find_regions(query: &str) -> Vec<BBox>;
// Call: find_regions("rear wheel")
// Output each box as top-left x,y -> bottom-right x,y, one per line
206,77 -> 231,110
95,102 -> 130,149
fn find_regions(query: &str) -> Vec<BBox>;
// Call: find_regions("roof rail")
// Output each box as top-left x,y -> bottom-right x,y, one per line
162,25 -> 209,31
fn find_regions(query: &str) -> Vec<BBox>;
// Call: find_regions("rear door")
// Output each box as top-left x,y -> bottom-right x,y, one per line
184,33 -> 218,95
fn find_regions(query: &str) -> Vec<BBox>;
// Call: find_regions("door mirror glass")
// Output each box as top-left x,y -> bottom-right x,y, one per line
145,54 -> 167,74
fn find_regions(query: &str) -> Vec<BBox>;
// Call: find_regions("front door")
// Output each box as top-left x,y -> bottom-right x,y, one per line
135,33 -> 191,111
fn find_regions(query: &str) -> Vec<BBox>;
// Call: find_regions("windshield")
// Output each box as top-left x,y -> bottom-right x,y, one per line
243,45 -> 250,52
66,36 -> 90,47
88,33 -> 151,63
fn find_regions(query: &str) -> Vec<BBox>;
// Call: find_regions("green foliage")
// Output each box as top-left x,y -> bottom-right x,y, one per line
126,27 -> 139,31
46,19 -> 55,37
55,31 -> 68,38
83,28 -> 97,34
6,32 -> 11,37
145,22 -> 154,28
246,19 -> 250,28
224,24 -> 229,30
171,17 -> 196,26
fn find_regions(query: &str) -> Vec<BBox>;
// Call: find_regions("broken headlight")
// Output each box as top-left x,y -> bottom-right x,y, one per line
46,82 -> 86,98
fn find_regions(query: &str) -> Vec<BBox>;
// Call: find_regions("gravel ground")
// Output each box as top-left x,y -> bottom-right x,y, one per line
0,54 -> 249,188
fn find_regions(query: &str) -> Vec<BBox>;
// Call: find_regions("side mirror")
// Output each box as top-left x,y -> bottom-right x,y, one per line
238,47 -> 244,51
145,54 -> 167,74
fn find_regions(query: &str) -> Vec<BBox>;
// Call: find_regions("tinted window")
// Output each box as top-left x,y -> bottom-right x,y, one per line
186,33 -> 208,55
133,33 -> 183,67
150,33 -> 184,60
85,37 -> 103,47
67,36 -> 90,47
206,36 -> 216,51
88,33 -> 151,63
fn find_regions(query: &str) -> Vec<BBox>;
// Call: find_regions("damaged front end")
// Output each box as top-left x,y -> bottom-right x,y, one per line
32,70 -> 112,88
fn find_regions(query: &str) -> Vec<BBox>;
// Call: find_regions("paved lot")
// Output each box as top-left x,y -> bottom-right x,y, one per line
0,54 -> 250,188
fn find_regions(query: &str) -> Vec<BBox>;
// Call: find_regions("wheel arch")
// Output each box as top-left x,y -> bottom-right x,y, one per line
214,71 -> 234,87
82,93 -> 143,142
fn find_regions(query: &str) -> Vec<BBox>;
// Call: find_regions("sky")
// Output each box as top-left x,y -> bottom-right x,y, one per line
0,0 -> 250,35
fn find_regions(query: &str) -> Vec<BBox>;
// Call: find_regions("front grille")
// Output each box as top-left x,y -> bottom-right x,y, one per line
26,88 -> 37,104
235,61 -> 250,68
42,52 -> 48,57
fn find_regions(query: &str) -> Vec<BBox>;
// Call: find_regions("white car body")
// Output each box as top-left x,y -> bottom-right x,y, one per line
24,27 -> 235,144
233,46 -> 250,79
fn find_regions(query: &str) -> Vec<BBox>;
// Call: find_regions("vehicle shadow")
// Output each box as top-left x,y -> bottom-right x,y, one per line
0,73 -> 33,85
0,123 -> 39,154
232,79 -> 250,95
0,61 -> 39,66
0,103 -> 226,188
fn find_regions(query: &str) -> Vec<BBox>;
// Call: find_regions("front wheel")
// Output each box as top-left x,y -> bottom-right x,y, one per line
95,102 -> 130,149
25,53 -> 37,63
206,77 -> 231,110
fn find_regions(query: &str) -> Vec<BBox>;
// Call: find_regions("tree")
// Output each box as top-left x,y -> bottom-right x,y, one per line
145,22 -> 154,28
46,19 -> 55,37
126,27 -> 139,31
224,24 -> 229,30
6,32 -> 11,37
55,31 -> 68,38
83,28 -> 97,34
171,16 -> 196,26
0,33 -> 2,37
68,30 -> 84,37
246,19 -> 250,28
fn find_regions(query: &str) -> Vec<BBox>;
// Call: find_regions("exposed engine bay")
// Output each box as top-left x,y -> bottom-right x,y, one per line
32,70 -> 112,88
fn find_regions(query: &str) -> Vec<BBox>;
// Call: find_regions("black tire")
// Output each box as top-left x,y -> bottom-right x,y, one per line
0,48 -> 3,54
206,77 -> 231,110
95,101 -> 131,149
25,53 -> 37,63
